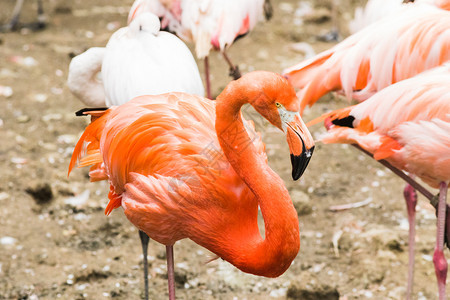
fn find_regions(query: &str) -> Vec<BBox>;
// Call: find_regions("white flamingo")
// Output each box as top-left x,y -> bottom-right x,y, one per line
68,12 -> 204,107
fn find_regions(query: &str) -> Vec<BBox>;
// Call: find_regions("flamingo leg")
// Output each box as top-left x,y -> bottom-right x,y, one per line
351,144 -> 450,297
1,0 -> 46,32
353,144 -> 450,247
403,183 -> 417,300
318,0 -> 339,42
138,230 -> 150,300
222,50 -> 241,80
263,0 -> 273,20
1,0 -> 24,31
36,0 -> 46,29
433,182 -> 448,300
166,245 -> 176,300
204,57 -> 212,99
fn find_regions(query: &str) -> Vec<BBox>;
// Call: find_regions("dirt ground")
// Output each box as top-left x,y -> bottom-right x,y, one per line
0,0 -> 446,299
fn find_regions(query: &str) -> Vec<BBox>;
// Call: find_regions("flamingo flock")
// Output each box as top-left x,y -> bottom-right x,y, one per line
283,1 -> 450,299
64,0 -> 449,299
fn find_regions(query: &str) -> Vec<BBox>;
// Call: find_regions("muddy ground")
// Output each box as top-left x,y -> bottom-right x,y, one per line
0,0 -> 445,299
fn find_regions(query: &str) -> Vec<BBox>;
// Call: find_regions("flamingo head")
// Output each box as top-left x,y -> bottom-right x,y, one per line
245,71 -> 315,180
128,12 -> 161,36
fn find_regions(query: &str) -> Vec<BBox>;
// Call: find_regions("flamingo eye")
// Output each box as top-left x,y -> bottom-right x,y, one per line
275,102 -> 282,108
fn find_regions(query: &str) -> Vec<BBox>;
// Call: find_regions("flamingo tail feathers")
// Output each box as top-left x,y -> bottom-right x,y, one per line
306,106 -> 353,128
105,185 -> 122,216
283,50 -> 343,113
373,136 -> 402,160
68,109 -> 111,177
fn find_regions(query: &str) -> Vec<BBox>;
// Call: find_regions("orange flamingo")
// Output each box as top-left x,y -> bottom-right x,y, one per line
69,71 -> 315,299
311,64 -> 450,299
68,13 -> 205,298
283,3 -> 450,114
128,0 -> 273,98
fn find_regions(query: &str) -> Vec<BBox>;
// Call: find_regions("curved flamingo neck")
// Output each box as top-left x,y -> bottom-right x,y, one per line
68,47 -> 106,107
214,77 -> 300,277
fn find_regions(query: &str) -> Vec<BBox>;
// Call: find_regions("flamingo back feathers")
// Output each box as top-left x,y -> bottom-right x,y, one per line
68,109 -> 111,178
283,4 -> 450,113
69,93 -> 267,218
103,13 -> 204,107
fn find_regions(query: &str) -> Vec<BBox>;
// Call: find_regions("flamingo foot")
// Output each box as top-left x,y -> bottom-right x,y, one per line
222,51 -> 241,80
403,183 -> 417,300
166,245 -> 176,300
433,249 -> 447,300
138,230 -> 150,300
317,29 -> 340,42
263,0 -> 273,20
229,66 -> 241,81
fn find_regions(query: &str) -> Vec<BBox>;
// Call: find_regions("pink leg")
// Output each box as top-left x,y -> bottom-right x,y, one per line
166,245 -> 176,300
404,184 -> 417,300
434,182 -> 448,300
204,57 -> 212,99
222,51 -> 241,80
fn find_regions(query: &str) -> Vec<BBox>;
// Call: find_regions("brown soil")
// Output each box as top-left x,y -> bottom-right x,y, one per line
0,0 -> 444,299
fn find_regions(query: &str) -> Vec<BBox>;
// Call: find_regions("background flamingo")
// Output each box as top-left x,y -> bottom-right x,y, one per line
127,0 -> 273,98
349,0 -> 450,34
1,0 -> 45,32
68,12 -> 204,107
311,64 -> 450,299
283,3 -> 450,114
69,71 -> 315,299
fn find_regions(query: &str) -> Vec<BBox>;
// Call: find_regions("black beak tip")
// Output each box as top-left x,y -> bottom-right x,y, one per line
291,146 -> 315,181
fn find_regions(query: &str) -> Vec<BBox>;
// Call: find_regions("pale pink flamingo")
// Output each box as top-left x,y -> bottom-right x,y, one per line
69,71 -> 315,299
311,64 -> 450,299
68,12 -> 204,107
349,0 -> 450,34
127,0 -> 273,98
283,3 -> 450,114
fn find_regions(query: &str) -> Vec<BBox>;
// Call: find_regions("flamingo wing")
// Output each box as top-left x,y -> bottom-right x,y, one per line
319,64 -> 450,187
69,92 -> 267,220
67,47 -> 107,107
283,4 -> 450,113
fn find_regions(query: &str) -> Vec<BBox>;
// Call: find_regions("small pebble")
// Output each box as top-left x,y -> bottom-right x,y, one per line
17,115 -> 30,123
0,85 -> 13,97
10,55 -> 38,67
0,192 -> 9,201
85,31 -> 94,38
11,157 -> 27,164
270,287 -> 287,297
0,236 -> 17,246
34,94 -> 48,102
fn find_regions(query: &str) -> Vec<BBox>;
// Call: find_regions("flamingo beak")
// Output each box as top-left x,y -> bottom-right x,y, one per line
283,113 -> 315,180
